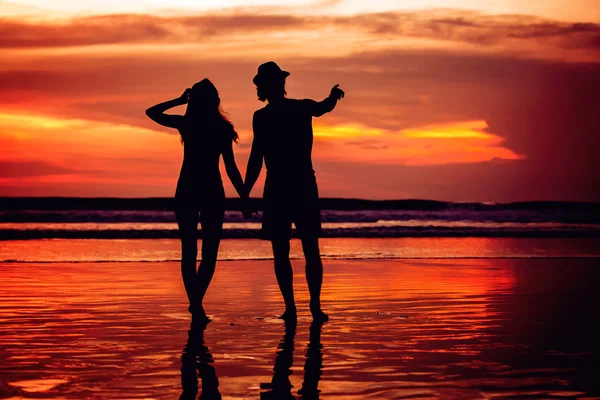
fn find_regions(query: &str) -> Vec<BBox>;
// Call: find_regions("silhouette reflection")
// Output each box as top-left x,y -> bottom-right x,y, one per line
260,320 -> 297,399
180,323 -> 221,400
260,320 -> 325,399
298,321 -> 324,399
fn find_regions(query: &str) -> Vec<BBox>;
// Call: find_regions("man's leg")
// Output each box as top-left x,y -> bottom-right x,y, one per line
271,239 -> 297,319
300,235 -> 328,321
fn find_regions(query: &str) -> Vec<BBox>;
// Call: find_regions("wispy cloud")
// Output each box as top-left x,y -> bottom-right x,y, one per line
2,11 -> 599,61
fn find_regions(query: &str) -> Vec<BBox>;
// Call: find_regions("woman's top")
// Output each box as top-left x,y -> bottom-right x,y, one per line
175,117 -> 231,206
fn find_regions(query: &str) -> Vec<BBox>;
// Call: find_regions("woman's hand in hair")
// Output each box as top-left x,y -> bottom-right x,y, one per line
177,88 -> 192,105
146,91 -> 187,129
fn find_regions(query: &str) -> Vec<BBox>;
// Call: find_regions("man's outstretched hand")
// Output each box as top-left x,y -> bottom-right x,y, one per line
330,84 -> 345,100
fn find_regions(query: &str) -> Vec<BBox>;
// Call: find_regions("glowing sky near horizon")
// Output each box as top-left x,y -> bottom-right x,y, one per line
1,0 -> 599,200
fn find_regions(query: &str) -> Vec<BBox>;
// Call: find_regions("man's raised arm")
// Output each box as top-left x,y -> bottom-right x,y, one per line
310,84 -> 345,117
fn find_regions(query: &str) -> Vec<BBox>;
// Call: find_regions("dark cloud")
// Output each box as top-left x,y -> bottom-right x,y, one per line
345,140 -> 390,150
1,11 -> 599,56
342,12 -> 600,50
0,14 -> 308,48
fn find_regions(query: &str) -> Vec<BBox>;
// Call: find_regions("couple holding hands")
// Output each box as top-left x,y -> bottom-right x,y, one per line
146,61 -> 345,325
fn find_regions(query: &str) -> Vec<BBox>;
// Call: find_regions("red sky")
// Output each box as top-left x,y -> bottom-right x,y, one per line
1,0 -> 599,201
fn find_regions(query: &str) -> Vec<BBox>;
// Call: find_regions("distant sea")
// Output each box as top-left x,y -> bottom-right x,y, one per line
1,197 -> 599,240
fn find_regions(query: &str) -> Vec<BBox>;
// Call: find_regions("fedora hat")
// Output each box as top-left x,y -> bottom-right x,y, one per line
253,61 -> 290,86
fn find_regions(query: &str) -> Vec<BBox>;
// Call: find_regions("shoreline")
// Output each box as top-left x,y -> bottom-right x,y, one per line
3,237 -> 600,263
4,231 -> 600,240
3,255 -> 600,263
4,196 -> 599,211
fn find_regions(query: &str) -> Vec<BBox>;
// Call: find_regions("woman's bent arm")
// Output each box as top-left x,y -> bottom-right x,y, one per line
146,89 -> 189,128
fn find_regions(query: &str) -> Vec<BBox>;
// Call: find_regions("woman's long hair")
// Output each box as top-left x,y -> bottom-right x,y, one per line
183,79 -> 238,143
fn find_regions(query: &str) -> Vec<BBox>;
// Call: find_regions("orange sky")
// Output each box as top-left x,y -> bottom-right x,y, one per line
1,0 -> 599,201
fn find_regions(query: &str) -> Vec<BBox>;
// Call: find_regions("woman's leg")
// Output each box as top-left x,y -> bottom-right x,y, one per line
196,205 -> 225,318
175,206 -> 200,314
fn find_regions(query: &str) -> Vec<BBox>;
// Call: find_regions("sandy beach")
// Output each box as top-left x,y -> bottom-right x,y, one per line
2,256 -> 599,399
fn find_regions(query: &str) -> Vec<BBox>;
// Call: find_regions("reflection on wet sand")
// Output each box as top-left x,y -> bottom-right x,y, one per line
1,258 -> 599,398
180,319 -> 325,400
180,323 -> 221,400
299,321 -> 324,399
260,320 -> 297,399
260,320 -> 324,399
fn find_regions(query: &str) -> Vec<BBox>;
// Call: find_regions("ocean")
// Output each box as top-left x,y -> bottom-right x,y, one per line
1,198 -> 599,262
2,197 -> 599,239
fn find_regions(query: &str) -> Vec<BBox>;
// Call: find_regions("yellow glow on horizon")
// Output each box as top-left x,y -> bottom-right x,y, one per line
313,119 -> 522,166
0,112 -> 166,138
314,123 -> 384,139
0,111 -> 181,173
1,111 -> 522,195
402,120 -> 494,140
0,113 -> 83,130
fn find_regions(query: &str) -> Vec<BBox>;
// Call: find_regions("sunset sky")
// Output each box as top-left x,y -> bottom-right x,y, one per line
1,0 -> 599,201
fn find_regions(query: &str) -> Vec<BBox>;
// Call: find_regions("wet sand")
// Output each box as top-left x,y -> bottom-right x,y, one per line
1,258 -> 599,399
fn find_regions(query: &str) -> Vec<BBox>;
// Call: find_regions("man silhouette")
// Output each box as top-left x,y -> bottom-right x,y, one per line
244,61 -> 344,321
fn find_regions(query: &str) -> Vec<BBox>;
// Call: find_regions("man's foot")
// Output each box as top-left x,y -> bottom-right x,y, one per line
278,309 -> 297,321
310,308 -> 329,322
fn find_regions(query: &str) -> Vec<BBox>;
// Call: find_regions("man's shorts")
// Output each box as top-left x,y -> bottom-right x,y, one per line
261,176 -> 322,241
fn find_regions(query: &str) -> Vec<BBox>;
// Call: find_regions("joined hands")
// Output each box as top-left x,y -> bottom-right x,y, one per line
240,196 -> 257,220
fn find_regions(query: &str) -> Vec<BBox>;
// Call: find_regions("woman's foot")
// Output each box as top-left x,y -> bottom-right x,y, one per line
189,304 -> 211,324
191,312 -> 211,329
191,314 -> 211,330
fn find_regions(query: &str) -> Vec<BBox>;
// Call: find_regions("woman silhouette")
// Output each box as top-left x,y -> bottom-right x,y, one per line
146,79 -> 247,324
